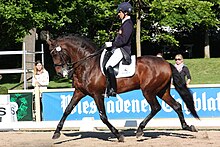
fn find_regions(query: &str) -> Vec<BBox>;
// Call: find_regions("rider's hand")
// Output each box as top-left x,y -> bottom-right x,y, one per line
105,42 -> 112,51
105,42 -> 112,48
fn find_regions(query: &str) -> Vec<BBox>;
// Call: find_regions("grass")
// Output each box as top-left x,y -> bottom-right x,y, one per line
48,78 -> 72,88
1,58 -> 220,90
168,58 -> 220,84
0,75 -> 72,90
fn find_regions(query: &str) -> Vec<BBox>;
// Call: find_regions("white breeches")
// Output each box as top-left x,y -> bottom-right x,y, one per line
105,48 -> 123,68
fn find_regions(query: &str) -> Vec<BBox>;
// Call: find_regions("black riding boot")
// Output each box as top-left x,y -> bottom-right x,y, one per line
106,66 -> 117,97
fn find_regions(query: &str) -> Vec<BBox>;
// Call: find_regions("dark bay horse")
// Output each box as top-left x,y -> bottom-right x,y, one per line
47,34 -> 199,142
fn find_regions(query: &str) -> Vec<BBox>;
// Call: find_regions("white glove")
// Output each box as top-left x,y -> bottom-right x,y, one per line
105,42 -> 112,48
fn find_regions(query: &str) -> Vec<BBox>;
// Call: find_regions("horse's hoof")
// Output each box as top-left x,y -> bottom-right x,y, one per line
190,125 -> 198,132
136,131 -> 144,138
118,135 -> 125,142
52,132 -> 61,139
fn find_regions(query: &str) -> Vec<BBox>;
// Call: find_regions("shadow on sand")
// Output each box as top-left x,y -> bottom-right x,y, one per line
53,129 -> 195,144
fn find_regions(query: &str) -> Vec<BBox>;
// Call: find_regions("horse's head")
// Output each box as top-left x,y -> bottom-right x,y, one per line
47,35 -> 99,78
47,39 -> 71,77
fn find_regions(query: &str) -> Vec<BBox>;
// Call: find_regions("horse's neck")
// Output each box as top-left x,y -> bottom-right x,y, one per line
68,49 -> 88,63
73,55 -> 100,81
71,50 -> 99,68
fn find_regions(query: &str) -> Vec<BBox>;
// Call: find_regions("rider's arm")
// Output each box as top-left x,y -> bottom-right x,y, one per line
112,20 -> 133,48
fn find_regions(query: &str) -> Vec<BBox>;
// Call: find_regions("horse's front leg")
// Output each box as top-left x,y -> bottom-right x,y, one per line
94,96 -> 124,142
52,91 -> 85,139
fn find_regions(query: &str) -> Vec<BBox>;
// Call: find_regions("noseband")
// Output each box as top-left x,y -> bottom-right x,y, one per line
53,63 -> 66,67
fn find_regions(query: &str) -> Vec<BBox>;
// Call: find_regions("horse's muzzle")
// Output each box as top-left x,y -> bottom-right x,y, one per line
57,68 -> 68,78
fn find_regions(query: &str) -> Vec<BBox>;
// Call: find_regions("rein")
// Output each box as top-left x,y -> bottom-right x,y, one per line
52,45 -> 105,72
64,46 -> 105,79
70,46 -> 105,69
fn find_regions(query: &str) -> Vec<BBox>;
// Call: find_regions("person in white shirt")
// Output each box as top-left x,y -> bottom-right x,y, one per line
32,60 -> 49,89
32,60 -> 49,121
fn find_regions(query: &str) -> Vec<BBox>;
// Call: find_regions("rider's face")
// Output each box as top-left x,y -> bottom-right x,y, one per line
118,11 -> 125,19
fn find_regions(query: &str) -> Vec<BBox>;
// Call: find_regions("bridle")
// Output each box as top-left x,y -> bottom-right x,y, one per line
70,46 -> 104,69
50,46 -> 71,68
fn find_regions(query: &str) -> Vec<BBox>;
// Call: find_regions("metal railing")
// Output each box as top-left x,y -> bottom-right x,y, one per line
0,42 -> 44,89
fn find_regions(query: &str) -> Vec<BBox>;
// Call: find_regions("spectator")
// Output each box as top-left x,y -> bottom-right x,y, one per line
32,60 -> 49,121
32,60 -> 49,89
174,54 -> 191,86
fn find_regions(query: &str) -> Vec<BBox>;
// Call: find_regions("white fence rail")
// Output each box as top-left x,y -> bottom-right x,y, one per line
0,43 -> 44,89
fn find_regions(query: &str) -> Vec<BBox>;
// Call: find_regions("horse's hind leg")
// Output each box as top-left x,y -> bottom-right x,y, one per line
94,96 -> 124,142
160,92 -> 198,132
136,92 -> 161,138
52,91 -> 85,139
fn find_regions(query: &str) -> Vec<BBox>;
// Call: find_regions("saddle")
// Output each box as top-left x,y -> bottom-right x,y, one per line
100,49 -> 136,78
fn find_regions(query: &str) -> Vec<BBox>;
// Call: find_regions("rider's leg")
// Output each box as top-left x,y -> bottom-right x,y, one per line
105,48 -> 123,68
102,50 -> 113,74
105,48 -> 123,97
106,66 -> 117,97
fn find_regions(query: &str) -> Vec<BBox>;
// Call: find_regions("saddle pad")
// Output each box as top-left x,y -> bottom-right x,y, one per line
100,49 -> 136,78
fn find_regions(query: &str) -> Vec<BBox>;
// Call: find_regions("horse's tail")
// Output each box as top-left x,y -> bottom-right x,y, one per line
170,63 -> 200,119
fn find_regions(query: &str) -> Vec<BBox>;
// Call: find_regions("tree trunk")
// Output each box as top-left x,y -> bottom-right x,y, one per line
136,8 -> 141,57
204,30 -> 210,58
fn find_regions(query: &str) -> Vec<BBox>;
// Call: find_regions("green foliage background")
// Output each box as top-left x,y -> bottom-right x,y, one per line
0,0 -> 219,48
0,0 -> 220,89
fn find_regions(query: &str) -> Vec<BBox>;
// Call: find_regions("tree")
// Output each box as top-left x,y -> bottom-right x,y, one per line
140,0 -> 220,57
135,0 -> 142,57
0,0 -> 116,48
0,0 -> 219,58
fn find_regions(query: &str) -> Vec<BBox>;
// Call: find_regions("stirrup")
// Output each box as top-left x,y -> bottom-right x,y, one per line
102,88 -> 117,98
108,88 -> 117,97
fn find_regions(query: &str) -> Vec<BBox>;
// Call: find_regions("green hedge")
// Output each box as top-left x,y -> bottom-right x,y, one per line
0,86 -> 8,94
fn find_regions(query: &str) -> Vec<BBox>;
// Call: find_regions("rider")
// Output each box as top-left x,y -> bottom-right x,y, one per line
104,2 -> 134,97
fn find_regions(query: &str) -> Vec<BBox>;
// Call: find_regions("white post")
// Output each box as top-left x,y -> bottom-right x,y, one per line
41,44 -> 44,65
34,86 -> 41,122
23,42 -> 27,90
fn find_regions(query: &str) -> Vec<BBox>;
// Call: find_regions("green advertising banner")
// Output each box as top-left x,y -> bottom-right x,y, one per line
10,93 -> 33,121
